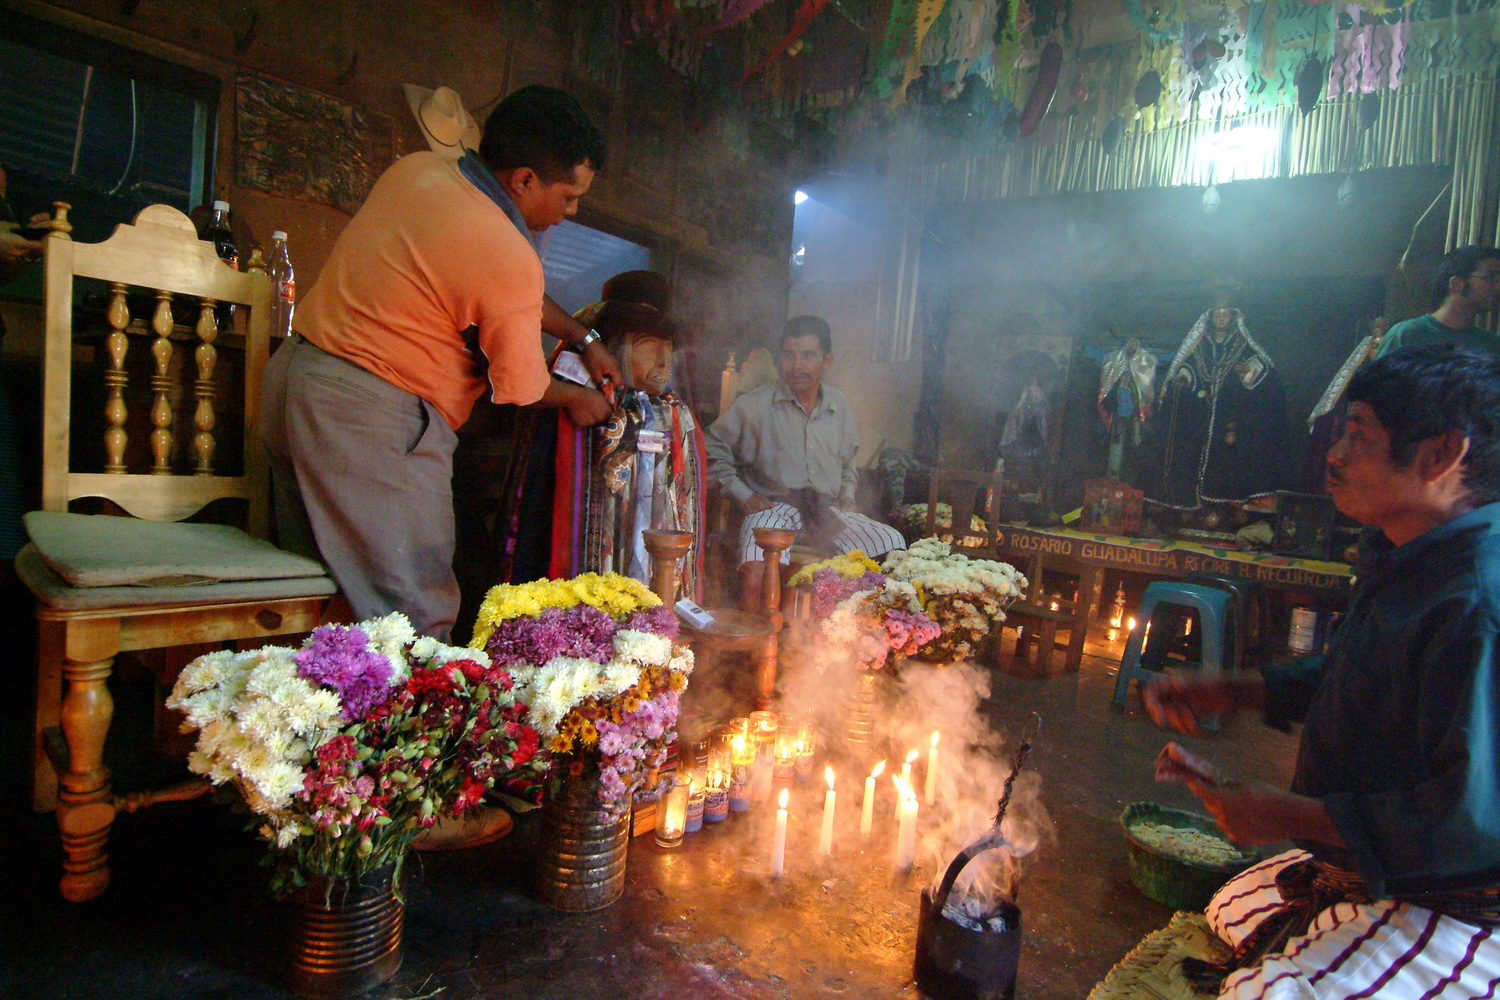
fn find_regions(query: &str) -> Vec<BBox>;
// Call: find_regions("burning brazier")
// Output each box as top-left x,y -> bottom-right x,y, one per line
914,714 -> 1038,1000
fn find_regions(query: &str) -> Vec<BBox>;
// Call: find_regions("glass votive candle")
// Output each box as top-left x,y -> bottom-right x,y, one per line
749,710 -> 779,761
773,729 -> 797,790
703,763 -> 730,823
655,780 -> 689,848
685,770 -> 706,833
795,723 -> 817,781
729,734 -> 753,812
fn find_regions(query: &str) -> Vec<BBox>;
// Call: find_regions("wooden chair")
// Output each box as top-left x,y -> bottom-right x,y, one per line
924,467 -> 1003,551
16,203 -> 339,902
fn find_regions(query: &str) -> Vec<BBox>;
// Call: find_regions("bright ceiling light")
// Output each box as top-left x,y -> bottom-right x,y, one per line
794,190 -> 809,205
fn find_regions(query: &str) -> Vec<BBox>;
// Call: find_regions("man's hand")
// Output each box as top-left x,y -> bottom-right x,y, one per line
1144,669 -> 1263,736
1190,780 -> 1344,848
580,338 -> 623,388
0,226 -> 43,264
563,384 -> 612,426
743,494 -> 776,514
537,379 -> 613,426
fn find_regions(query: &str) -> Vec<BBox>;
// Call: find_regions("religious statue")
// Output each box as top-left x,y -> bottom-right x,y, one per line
549,271 -> 706,601
1150,298 -> 1289,511
1303,315 -> 1388,491
1096,337 -> 1158,481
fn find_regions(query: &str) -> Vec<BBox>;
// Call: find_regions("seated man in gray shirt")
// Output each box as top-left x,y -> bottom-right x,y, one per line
706,315 -> 905,607
1377,244 -> 1500,358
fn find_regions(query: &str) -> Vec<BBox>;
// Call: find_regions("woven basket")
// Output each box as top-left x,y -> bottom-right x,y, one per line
1119,802 -> 1257,911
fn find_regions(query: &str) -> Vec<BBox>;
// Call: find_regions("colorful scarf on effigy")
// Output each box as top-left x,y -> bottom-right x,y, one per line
549,388 -> 706,603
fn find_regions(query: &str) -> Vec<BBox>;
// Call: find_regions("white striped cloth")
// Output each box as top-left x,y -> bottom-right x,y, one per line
1206,850 -> 1500,1000
738,503 -> 906,565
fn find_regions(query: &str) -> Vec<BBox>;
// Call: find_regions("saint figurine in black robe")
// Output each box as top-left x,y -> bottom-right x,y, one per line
1150,304 -> 1289,510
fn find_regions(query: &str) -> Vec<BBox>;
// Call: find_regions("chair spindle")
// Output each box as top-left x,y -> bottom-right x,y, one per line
148,290 -> 175,474
193,298 -> 218,474
102,283 -> 131,474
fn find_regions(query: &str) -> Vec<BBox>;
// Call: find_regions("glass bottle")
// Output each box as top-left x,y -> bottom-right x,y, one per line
266,230 -> 296,338
202,200 -> 238,329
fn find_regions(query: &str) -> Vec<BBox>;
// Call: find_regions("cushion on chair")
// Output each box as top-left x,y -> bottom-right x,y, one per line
15,544 -> 338,610
24,511 -> 329,587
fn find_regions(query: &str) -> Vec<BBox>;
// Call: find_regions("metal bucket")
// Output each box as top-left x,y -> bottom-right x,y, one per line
915,886 -> 1021,1000
285,864 -> 403,1000
536,770 -> 631,912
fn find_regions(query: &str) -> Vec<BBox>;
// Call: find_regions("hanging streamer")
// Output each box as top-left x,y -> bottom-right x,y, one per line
898,0 -> 952,99
739,0 -> 832,85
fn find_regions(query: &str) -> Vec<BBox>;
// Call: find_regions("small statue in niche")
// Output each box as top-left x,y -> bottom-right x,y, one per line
1150,292 -> 1290,511
1096,336 -> 1158,481
550,271 -> 706,601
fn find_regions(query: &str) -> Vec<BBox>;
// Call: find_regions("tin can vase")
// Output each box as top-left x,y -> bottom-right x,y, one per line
536,766 -> 631,912
844,668 -> 881,748
284,863 -> 403,1000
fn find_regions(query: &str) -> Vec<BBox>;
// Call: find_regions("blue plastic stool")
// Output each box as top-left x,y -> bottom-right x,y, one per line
1112,582 -> 1235,726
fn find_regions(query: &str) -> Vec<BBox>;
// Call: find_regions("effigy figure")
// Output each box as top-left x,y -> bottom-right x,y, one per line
1097,337 -> 1158,481
1150,299 -> 1289,511
549,271 -> 706,601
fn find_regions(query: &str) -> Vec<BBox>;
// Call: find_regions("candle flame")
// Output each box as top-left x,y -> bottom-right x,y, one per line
905,748 -> 919,764
732,734 -> 745,752
1128,615 -> 1137,631
871,759 -> 886,778
824,765 -> 835,788
930,731 -> 940,748
778,788 -> 789,809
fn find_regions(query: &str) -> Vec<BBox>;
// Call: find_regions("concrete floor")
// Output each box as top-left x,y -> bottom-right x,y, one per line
1,627 -> 1300,1000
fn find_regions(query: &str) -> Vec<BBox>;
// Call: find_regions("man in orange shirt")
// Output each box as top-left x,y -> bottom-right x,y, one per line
261,86 -> 616,640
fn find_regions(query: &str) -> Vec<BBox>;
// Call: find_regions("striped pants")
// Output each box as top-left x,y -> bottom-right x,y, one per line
1206,850 -> 1500,999
738,503 -> 906,565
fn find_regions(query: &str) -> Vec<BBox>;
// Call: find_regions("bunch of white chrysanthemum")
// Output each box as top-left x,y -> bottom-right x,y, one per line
361,611 -> 417,685
167,645 -> 341,815
512,625 -> 690,740
882,538 -> 1027,660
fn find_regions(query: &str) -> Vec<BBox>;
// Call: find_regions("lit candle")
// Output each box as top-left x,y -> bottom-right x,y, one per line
703,758 -> 730,823
893,775 -> 918,869
655,780 -> 689,849
819,766 -> 837,856
861,759 -> 885,836
901,748 -> 919,790
685,770 -> 705,834
773,730 -> 797,790
924,731 -> 940,805
795,722 -> 816,781
771,787 -> 788,877
1127,615 -> 1137,632
730,734 -> 753,812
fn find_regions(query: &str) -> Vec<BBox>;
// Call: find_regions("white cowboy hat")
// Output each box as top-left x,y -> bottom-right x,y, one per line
402,83 -> 482,160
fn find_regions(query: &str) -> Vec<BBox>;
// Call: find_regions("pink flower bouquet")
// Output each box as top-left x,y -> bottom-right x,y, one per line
168,613 -> 538,892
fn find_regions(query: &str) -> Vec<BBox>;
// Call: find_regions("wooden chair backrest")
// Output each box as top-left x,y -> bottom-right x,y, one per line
40,203 -> 272,535
925,467 -> 1003,549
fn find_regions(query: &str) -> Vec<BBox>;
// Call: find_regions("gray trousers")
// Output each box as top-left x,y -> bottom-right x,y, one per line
260,335 -> 460,640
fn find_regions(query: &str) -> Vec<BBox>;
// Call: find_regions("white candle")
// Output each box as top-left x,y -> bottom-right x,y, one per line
925,731 -> 940,805
771,787 -> 788,877
893,776 -> 918,869
861,759 -> 885,836
819,766 -> 836,856
901,748 -> 918,790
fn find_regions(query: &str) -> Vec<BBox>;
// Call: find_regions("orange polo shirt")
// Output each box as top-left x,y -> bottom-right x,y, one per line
295,151 -> 550,429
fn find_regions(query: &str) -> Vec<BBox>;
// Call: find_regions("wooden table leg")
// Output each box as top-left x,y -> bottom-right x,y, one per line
55,617 -> 122,902
1068,565 -> 1106,673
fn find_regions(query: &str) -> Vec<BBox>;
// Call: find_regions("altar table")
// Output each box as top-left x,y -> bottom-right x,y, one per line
988,523 -> 1354,644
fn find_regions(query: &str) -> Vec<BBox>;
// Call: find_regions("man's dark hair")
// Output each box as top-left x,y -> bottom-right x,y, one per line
783,315 -> 832,355
480,85 -> 607,183
1347,345 -> 1500,504
1429,245 -> 1500,310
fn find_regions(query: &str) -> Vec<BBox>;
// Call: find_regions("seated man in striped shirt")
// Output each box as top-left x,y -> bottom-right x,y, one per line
706,315 -> 906,608
1145,344 -> 1500,999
